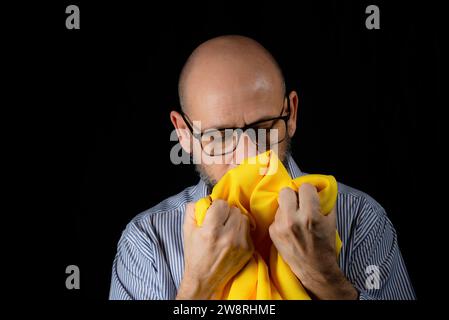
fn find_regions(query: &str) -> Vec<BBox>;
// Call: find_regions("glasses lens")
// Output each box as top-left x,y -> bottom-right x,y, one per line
199,118 -> 287,156
201,129 -> 237,156
249,119 -> 287,150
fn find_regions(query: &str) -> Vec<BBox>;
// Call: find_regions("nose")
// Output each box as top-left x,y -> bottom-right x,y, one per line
232,131 -> 259,166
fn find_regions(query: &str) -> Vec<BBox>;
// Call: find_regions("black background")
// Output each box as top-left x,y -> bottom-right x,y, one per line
17,0 -> 443,303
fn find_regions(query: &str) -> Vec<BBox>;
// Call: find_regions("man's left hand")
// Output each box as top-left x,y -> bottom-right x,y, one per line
268,183 -> 358,300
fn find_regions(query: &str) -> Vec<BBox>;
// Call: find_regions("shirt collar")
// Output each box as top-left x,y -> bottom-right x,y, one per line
285,152 -> 304,179
193,153 -> 303,199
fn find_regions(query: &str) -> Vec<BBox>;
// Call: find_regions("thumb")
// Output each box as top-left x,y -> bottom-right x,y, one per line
183,202 -> 197,234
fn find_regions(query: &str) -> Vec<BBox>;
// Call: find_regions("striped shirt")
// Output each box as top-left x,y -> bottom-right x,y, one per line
109,155 -> 416,300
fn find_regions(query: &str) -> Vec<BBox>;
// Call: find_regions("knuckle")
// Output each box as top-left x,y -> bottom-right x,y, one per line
279,187 -> 289,197
285,216 -> 295,229
209,200 -> 231,220
220,232 -> 234,245
310,198 -> 321,212
269,224 -> 276,237
299,213 -> 317,230
202,228 -> 217,241
240,213 -> 250,224
228,233 -> 248,251
239,240 -> 251,252
229,206 -> 240,216
298,213 -> 308,226
213,199 -> 229,209
280,187 -> 295,201
301,183 -> 315,193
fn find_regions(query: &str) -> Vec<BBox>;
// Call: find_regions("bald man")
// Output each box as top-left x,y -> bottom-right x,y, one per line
109,35 -> 416,300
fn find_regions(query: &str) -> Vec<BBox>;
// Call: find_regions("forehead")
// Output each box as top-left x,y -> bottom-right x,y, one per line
185,72 -> 284,130
188,91 -> 284,131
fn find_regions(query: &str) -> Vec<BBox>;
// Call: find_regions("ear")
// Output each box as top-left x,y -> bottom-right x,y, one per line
287,91 -> 299,137
170,110 -> 192,154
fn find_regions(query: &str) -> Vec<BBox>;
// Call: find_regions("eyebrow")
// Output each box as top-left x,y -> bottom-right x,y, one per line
202,117 -> 275,132
200,99 -> 288,133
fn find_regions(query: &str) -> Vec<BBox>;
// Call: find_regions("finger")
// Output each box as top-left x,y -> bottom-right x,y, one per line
223,206 -> 241,229
239,214 -> 254,252
323,204 -> 337,227
298,183 -> 321,220
202,199 -> 231,227
327,204 -> 337,218
183,202 -> 197,233
278,187 -> 298,216
239,213 -> 251,236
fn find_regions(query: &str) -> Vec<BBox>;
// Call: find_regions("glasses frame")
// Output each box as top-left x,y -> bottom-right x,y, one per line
181,96 -> 291,156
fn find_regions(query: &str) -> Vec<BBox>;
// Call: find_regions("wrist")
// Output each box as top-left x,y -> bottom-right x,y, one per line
176,273 -> 214,300
300,265 -> 358,300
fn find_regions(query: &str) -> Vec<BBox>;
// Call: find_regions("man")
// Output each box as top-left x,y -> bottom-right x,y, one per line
109,35 -> 416,300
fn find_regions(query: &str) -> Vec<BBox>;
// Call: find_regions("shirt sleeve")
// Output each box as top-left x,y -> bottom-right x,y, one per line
109,221 -> 163,300
347,201 -> 416,300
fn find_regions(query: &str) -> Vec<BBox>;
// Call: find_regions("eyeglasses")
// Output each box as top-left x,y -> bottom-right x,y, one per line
181,96 -> 290,156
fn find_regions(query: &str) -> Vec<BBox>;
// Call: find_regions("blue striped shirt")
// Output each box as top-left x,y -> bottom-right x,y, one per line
109,155 -> 416,300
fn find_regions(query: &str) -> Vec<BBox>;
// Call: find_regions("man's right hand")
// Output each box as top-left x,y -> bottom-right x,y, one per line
176,200 -> 254,300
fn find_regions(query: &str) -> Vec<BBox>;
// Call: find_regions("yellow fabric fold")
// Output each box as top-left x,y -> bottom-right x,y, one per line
194,150 -> 342,300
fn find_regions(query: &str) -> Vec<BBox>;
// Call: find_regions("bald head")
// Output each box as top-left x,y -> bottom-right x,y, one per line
178,35 -> 285,115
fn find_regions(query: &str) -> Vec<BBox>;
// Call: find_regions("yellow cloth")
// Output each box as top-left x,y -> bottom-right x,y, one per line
194,150 -> 342,300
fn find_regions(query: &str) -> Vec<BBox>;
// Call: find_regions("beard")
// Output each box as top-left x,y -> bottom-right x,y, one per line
195,136 -> 292,191
195,164 -> 218,192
